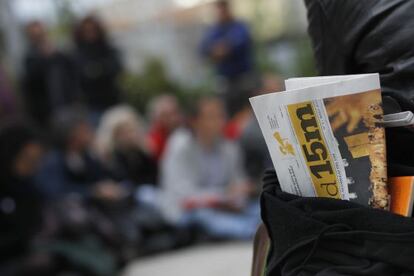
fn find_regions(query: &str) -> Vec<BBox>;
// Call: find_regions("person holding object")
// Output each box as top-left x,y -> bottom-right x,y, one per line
251,1 -> 414,275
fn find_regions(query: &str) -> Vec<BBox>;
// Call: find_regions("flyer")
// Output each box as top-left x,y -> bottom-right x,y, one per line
250,74 -> 389,209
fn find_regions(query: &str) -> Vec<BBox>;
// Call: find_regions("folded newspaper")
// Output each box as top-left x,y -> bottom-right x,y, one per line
250,74 -> 389,209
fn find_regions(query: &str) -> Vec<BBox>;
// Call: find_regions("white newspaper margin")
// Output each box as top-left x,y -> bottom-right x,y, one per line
250,74 -> 380,199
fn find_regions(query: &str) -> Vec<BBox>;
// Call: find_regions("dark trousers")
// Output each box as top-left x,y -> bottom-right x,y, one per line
219,72 -> 259,117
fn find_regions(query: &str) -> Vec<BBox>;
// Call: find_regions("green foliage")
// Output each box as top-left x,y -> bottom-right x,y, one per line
51,0 -> 76,44
120,57 -> 212,114
121,58 -> 177,113
121,39 -> 316,116
294,38 -> 317,77
255,37 -> 317,78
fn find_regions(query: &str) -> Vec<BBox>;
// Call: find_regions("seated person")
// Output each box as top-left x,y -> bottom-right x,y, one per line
95,105 -> 158,187
147,95 -> 182,162
161,97 -> 259,240
35,107 -> 124,201
36,108 -> 177,259
0,122 -> 51,274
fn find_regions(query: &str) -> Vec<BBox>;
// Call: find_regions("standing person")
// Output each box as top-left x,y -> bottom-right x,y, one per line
161,97 -> 259,240
22,21 -> 79,129
200,0 -> 256,116
147,95 -> 182,162
73,15 -> 123,125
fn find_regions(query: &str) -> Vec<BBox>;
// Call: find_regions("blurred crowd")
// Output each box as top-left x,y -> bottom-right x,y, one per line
0,1 -> 281,275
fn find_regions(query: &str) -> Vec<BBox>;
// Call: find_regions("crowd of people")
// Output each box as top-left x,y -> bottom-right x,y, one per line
0,1 -> 281,275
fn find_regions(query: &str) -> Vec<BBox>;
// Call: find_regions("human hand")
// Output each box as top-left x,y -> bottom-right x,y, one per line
211,41 -> 229,61
182,195 -> 222,210
93,181 -> 127,201
228,182 -> 254,199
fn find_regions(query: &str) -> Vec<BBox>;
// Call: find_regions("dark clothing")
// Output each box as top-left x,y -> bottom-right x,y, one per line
0,177 -> 43,263
304,0 -> 414,177
201,21 -> 253,80
73,43 -> 122,111
35,150 -> 110,200
22,49 -> 79,127
261,169 -> 414,276
0,65 -> 16,119
305,0 -> 414,100
380,93 -> 414,177
221,72 -> 259,116
239,118 -> 271,182
111,149 -> 158,186
261,1 -> 414,274
0,124 -> 44,264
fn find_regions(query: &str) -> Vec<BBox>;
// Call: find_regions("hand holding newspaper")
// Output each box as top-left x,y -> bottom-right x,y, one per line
250,74 -> 389,209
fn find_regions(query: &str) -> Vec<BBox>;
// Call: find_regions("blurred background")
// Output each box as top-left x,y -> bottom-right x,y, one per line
0,0 -> 315,275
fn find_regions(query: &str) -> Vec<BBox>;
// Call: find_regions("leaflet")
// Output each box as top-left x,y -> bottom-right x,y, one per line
250,74 -> 389,209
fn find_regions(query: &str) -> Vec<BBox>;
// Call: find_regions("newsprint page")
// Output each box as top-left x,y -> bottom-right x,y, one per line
250,74 -> 389,209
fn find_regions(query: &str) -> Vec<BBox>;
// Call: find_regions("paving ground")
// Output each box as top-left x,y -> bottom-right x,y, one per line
122,242 -> 253,276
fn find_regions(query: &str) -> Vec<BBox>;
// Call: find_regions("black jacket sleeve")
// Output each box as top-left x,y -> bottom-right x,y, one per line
261,169 -> 414,276
305,0 -> 414,99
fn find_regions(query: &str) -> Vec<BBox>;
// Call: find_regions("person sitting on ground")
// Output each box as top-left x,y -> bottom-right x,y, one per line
161,97 -> 259,240
239,73 -> 282,183
96,105 -> 158,187
147,94 -> 182,162
35,107 -> 125,202
0,122 -> 52,275
95,106 -> 189,256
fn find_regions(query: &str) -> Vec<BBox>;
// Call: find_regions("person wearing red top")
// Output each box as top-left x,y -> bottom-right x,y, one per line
147,95 -> 182,161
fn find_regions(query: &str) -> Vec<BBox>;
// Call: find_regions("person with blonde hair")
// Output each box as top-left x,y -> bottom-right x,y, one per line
96,105 -> 158,186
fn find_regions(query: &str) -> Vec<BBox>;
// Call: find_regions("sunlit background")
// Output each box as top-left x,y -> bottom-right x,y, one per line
2,0 -> 313,83
0,1 -> 315,275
